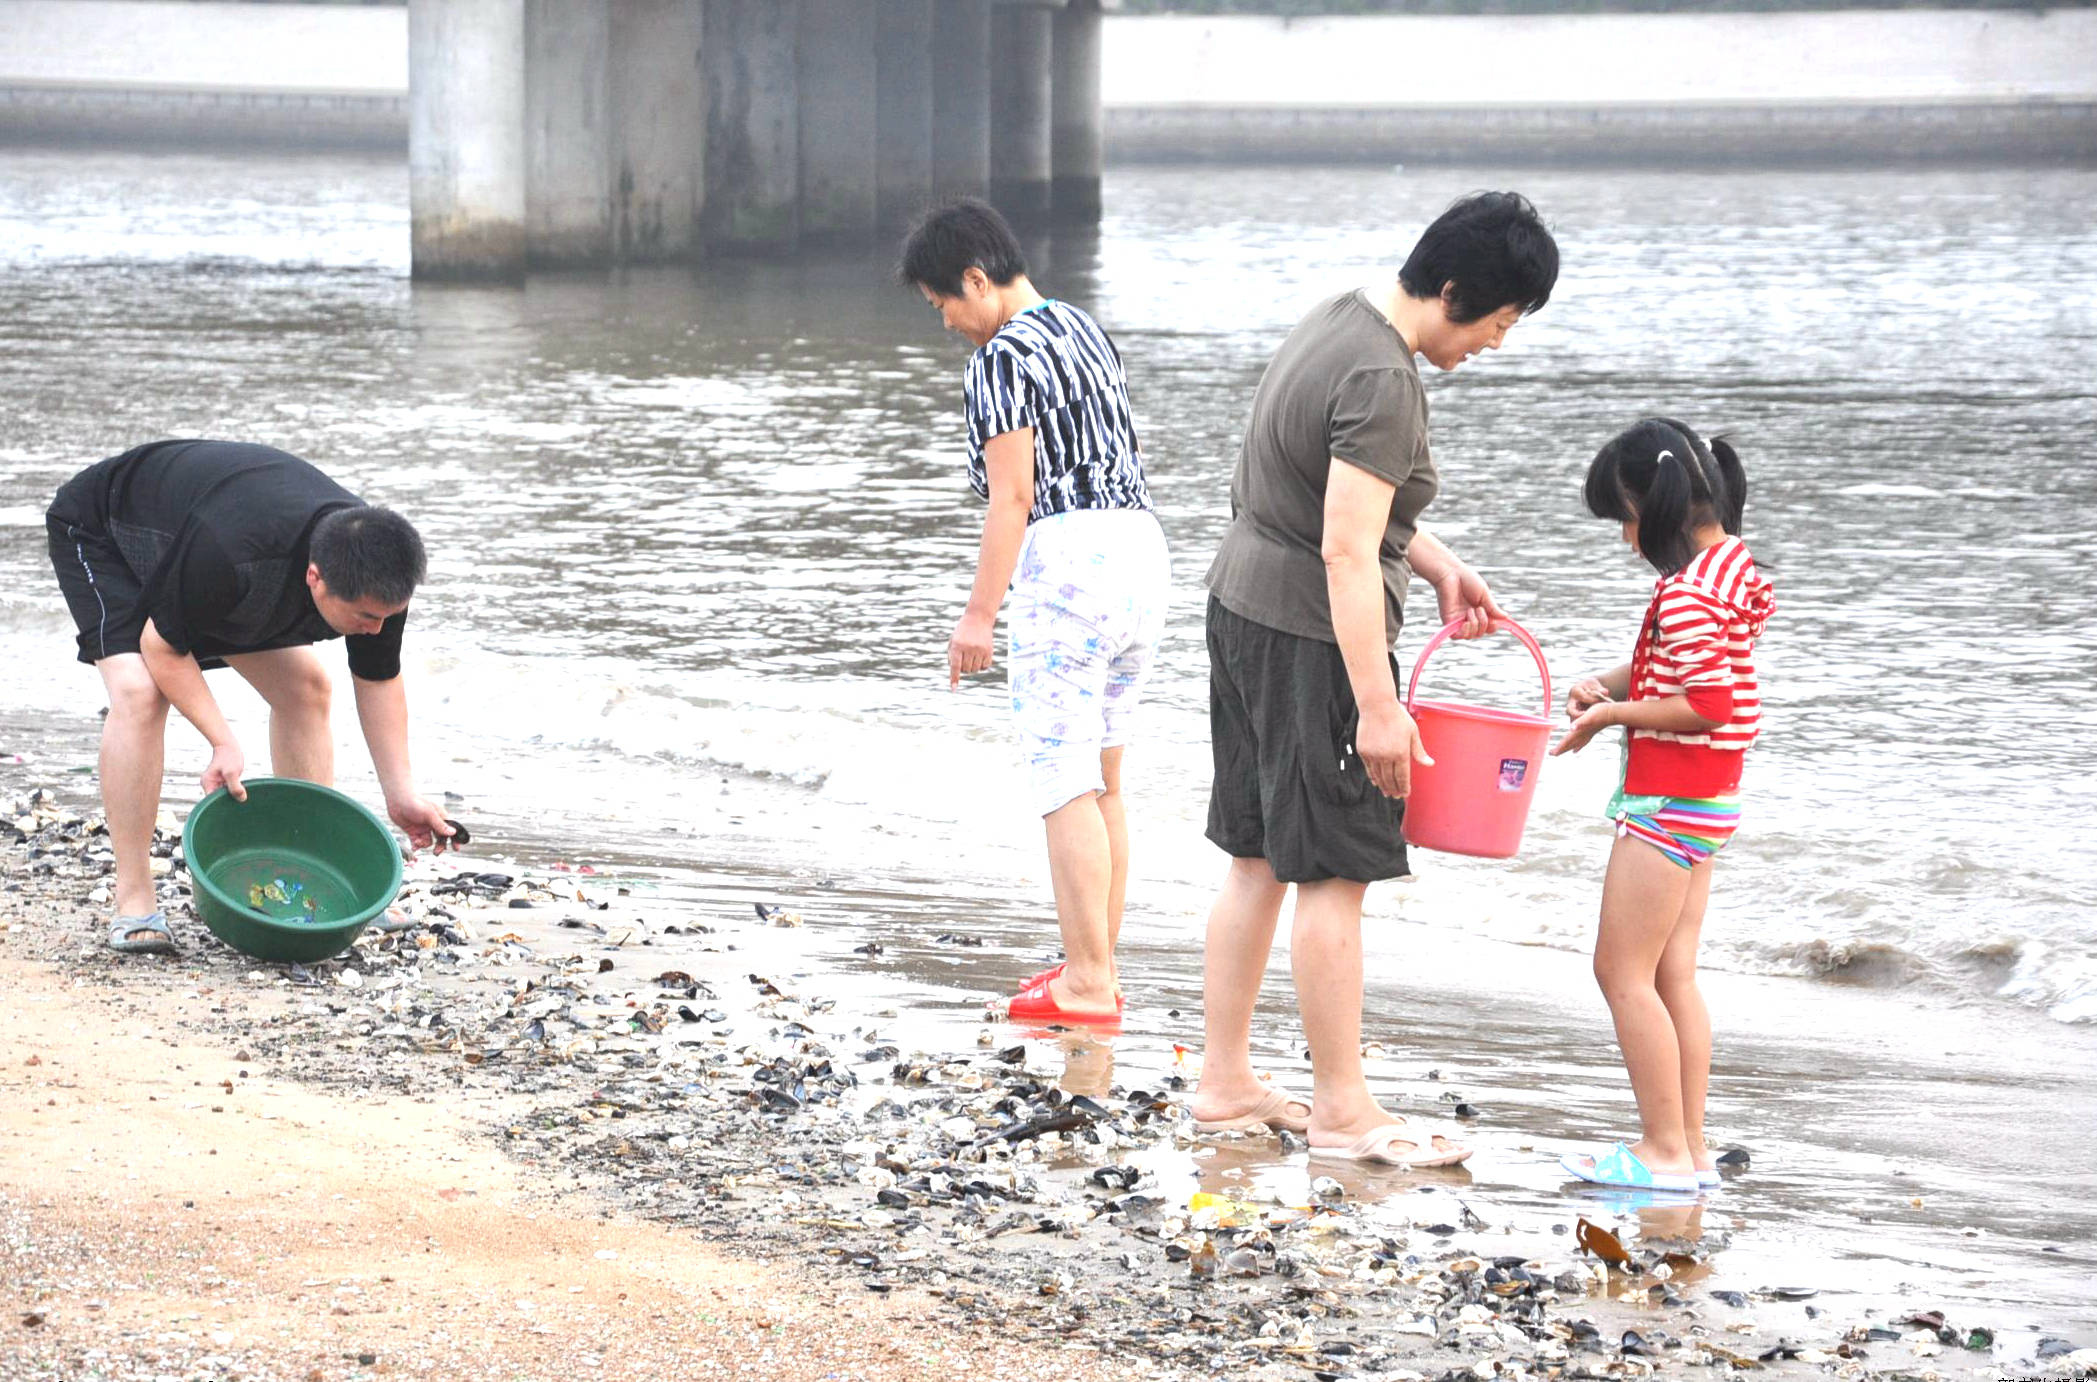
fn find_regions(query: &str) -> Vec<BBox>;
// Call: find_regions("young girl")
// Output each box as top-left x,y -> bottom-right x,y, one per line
1550,417 -> 1775,1193
898,198 -> 1170,1026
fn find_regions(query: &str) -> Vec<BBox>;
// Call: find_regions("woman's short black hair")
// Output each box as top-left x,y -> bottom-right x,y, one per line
897,197 -> 1028,297
1398,191 -> 1559,324
1583,417 -> 1748,576
310,505 -> 426,605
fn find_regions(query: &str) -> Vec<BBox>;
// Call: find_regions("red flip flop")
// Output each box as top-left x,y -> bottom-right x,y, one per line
1009,982 -> 1123,1027
1016,964 -> 1124,1011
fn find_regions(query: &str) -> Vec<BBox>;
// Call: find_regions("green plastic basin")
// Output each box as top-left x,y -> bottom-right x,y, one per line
184,778 -> 403,964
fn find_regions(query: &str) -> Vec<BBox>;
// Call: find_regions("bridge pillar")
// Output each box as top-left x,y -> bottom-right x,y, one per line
609,0 -> 706,261
930,0 -> 991,203
875,0 -> 934,229
703,0 -> 800,252
414,0 -> 1097,265
797,0 -> 877,243
410,0 -> 528,279
1051,0 -> 1103,221
981,2 -> 1048,224
524,0 -> 610,266
988,3 -> 1054,225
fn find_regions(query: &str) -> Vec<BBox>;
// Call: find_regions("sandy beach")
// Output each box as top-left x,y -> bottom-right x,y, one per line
0,950 -> 1137,1382
6,756 -> 2094,1382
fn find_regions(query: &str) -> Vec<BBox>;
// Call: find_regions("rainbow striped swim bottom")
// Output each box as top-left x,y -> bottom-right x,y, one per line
1605,786 -> 1741,870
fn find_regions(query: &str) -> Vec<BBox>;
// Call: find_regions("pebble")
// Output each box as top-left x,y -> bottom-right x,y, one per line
0,782 -> 1966,1381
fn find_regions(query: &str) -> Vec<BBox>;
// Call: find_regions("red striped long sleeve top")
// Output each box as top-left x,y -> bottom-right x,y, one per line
1624,536 -> 1776,798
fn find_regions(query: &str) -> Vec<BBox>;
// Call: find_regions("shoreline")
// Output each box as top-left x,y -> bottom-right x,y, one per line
5,770 -> 2094,1379
6,672 -> 2083,1030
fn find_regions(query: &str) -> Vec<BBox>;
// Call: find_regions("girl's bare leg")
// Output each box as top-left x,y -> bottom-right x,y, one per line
1593,834 -> 1700,1173
1656,858 -> 1717,1171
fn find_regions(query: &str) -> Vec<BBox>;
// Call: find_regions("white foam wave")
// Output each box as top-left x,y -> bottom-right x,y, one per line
1999,944 -> 2097,1025
403,641 -> 2097,1023
1836,482 -> 1942,498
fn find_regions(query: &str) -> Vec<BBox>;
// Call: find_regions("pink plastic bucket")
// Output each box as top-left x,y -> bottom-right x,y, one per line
1401,617 -> 1553,859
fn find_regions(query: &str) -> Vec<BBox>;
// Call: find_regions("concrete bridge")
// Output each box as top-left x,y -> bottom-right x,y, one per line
0,0 -> 1106,275
414,0 -> 1105,277
5,0 -> 2093,276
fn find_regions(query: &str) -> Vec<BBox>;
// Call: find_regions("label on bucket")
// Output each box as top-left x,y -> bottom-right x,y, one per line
1498,758 -> 1529,791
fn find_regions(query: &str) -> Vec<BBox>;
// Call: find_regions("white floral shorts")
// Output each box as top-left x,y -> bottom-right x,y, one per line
1007,508 -> 1171,816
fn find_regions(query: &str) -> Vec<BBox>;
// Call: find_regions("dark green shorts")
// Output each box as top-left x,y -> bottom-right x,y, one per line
1204,596 -> 1411,885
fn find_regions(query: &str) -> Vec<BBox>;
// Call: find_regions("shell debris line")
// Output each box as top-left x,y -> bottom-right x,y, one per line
4,783 -> 2090,1381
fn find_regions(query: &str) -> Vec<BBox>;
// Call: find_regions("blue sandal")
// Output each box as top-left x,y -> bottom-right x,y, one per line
1559,1142 -> 1699,1193
107,911 -> 178,956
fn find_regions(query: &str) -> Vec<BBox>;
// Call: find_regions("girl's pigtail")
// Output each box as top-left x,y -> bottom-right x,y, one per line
1639,448 -> 1695,574
1710,435 -> 1747,535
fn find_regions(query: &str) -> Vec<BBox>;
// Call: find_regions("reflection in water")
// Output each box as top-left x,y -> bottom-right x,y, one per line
1630,1198 -> 1707,1254
1049,1030 -> 1118,1099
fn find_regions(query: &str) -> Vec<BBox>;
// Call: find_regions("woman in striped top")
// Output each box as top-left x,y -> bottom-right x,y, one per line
1550,417 -> 1775,1194
900,198 -> 1171,1026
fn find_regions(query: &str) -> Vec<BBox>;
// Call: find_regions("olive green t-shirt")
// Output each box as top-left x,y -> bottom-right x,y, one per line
1205,288 -> 1439,647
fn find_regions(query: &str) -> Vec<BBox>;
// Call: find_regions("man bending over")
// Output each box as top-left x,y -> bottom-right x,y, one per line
46,439 -> 453,955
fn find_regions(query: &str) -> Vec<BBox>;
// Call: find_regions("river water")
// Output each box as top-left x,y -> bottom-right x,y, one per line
4,149 -> 2097,1343
3,148 -> 2091,1020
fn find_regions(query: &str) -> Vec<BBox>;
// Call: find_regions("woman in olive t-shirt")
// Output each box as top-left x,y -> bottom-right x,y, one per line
1190,193 -> 1560,1165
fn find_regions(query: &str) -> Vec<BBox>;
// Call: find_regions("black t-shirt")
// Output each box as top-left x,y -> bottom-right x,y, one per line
49,439 -> 407,679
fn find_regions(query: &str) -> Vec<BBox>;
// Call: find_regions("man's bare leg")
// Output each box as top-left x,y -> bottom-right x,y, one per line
225,647 -> 333,784
95,654 -> 170,931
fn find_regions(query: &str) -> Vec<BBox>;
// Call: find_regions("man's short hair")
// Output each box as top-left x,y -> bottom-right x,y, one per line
897,197 -> 1028,297
1399,191 -> 1559,324
310,506 -> 425,605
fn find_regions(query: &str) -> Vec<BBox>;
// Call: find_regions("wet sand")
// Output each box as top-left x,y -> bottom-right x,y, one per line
5,759 -> 2094,1380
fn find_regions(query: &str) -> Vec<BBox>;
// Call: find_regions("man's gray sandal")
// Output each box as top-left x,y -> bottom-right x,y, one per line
107,911 -> 178,956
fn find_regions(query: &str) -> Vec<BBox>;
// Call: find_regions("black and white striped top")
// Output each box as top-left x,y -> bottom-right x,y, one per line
962,300 -> 1152,522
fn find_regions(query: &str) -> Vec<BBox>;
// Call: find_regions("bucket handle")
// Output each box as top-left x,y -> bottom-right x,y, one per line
1405,616 -> 1554,722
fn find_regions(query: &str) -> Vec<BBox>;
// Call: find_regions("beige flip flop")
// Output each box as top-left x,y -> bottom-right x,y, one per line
107,911 -> 178,956
1308,1120 -> 1470,1168
1192,1085 -> 1313,1135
